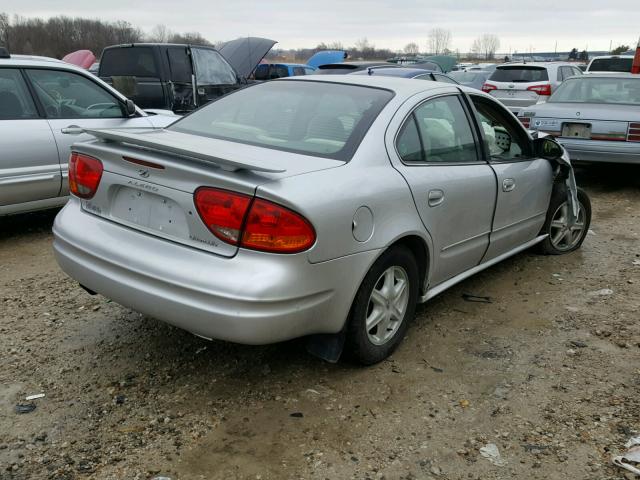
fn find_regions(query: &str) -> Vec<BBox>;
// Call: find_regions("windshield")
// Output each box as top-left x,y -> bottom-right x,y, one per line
588,57 -> 633,73
169,80 -> 393,161
550,77 -> 640,105
489,66 -> 549,82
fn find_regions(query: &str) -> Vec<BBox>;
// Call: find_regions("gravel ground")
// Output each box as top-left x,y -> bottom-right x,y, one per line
1,164 -> 639,480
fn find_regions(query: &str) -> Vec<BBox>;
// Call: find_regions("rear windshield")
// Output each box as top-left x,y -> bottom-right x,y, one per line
169,80 -> 393,161
489,66 -> 549,82
550,77 -> 640,105
100,47 -> 158,78
588,57 -> 633,73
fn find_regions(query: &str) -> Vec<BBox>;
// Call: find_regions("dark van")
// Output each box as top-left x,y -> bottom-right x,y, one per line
99,39 -> 275,113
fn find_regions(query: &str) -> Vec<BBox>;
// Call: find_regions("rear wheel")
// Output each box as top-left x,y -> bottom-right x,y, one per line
538,186 -> 591,255
345,246 -> 419,365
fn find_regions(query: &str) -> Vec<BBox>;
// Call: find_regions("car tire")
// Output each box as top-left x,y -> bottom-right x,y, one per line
538,185 -> 591,255
345,246 -> 419,365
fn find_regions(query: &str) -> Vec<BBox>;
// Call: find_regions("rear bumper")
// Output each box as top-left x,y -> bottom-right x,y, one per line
559,138 -> 640,164
53,200 -> 379,344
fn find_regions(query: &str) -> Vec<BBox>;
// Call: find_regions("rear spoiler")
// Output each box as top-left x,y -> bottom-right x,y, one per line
64,127 -> 286,173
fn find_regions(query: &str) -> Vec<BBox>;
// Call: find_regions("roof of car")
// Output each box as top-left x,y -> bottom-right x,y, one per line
103,43 -> 215,50
496,62 -> 574,68
569,72 -> 640,79
350,67 -> 433,78
589,55 -> 634,60
0,54 -> 68,67
280,73 -> 469,98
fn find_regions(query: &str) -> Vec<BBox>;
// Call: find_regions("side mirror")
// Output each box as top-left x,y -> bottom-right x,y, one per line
534,137 -> 564,161
124,99 -> 137,117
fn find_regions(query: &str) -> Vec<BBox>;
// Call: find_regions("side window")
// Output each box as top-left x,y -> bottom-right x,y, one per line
292,67 -> 306,76
470,96 -> 529,161
26,69 -> 124,119
254,64 -> 269,81
304,67 -> 316,75
274,65 -> 289,78
412,96 -> 479,163
397,96 -> 479,163
396,116 -> 423,162
571,67 -> 583,77
0,69 -> 39,119
414,73 -> 434,81
167,47 -> 193,83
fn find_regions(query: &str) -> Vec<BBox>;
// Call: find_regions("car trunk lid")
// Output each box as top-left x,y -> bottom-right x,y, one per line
71,128 -> 341,257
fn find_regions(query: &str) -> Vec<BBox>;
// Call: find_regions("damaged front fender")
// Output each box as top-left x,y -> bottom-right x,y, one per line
532,131 -> 580,225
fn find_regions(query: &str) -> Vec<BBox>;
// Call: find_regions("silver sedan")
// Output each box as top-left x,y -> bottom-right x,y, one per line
53,75 -> 591,364
0,53 -> 176,216
519,74 -> 640,164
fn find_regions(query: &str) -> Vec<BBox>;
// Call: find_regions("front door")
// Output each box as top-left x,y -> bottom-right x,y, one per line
387,93 -> 497,286
24,68 -> 154,196
468,94 -> 554,260
0,68 -> 61,208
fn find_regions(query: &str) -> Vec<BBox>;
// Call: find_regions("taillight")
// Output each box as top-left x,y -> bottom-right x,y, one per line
519,117 -> 531,128
527,84 -> 552,96
194,187 -> 251,245
69,152 -> 103,199
482,83 -> 497,93
628,122 -> 640,142
194,187 -> 316,253
241,198 -> 316,253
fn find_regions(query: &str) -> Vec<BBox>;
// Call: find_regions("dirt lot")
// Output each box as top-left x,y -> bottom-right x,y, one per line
1,164 -> 639,480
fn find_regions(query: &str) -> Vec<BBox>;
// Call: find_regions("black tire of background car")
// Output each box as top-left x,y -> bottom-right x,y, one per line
345,246 -> 419,365
537,186 -> 592,255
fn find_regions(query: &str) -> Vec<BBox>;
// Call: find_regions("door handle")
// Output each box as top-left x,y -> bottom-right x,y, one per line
502,178 -> 516,192
61,125 -> 85,135
428,189 -> 444,207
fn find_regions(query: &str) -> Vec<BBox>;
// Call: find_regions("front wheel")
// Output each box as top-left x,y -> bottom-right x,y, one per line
538,186 -> 591,255
345,246 -> 419,365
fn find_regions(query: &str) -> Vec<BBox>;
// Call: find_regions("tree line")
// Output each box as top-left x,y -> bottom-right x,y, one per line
0,13 -> 211,59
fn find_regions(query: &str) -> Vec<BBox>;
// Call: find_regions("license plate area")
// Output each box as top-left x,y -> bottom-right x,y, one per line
111,186 -> 188,236
562,123 -> 592,139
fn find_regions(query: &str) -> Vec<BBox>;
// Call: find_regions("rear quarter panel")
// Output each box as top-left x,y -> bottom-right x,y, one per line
255,116 -> 430,266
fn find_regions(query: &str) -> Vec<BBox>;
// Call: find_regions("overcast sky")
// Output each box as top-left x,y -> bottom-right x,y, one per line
2,0 -> 639,52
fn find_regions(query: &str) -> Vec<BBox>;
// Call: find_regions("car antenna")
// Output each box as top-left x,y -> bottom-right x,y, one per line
367,67 -> 374,76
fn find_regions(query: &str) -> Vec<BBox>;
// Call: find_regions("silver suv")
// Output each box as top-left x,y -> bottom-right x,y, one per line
482,63 -> 583,115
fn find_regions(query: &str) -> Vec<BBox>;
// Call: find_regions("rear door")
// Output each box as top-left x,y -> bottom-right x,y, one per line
25,68 -> 154,196
487,66 -> 550,111
0,67 -> 61,207
166,46 -> 196,112
468,94 -> 553,260
387,92 -> 497,286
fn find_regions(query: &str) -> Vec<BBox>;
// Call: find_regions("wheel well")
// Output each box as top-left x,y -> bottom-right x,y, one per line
390,235 -> 429,295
